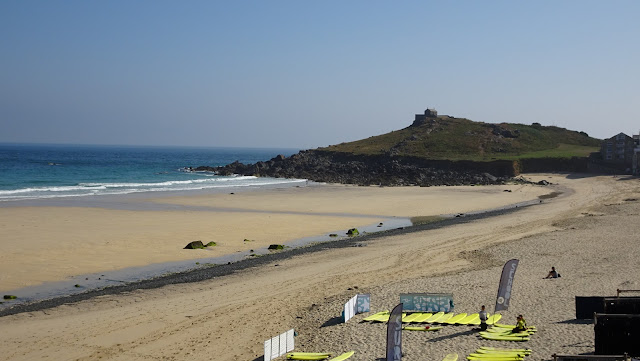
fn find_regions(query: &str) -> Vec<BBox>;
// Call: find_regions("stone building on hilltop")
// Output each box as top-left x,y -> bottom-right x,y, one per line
412,108 -> 438,126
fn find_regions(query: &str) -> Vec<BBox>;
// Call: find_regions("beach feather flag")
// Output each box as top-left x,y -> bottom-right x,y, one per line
495,259 -> 519,312
386,303 -> 403,361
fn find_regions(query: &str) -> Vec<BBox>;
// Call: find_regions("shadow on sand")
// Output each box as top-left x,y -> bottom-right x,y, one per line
428,328 -> 478,342
555,318 -> 593,325
321,316 -> 344,328
565,173 -> 601,180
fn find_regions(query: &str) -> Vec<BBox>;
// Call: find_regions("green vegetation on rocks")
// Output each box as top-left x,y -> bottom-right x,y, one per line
322,117 -> 600,161
347,228 -> 360,236
268,244 -> 285,250
3,295 -> 17,300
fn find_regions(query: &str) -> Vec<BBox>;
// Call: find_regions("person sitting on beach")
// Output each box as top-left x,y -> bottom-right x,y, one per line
512,315 -> 527,333
545,266 -> 560,279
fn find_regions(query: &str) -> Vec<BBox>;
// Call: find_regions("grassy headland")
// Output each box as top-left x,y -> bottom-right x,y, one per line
321,116 -> 600,161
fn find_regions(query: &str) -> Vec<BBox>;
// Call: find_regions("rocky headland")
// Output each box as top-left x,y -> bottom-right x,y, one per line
192,150 -> 515,186
193,113 -> 601,186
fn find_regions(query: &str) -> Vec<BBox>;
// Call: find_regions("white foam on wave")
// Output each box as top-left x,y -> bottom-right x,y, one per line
0,175 -> 307,201
0,185 -> 105,195
79,175 -> 257,188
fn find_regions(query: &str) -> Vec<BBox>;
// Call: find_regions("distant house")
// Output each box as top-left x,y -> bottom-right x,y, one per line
412,108 -> 438,126
601,132 -> 635,169
414,108 -> 437,121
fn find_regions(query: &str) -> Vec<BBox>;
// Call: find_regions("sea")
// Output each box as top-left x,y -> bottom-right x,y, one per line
0,143 -> 304,202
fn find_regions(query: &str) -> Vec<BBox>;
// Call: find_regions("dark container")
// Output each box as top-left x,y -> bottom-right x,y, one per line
603,297 -> 640,314
594,313 -> 640,356
575,296 -> 605,319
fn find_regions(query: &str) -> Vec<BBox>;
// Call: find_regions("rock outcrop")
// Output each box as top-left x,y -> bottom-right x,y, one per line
192,150 -> 516,187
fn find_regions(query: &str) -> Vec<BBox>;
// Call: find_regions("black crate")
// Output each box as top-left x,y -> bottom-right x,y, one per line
594,313 -> 640,356
576,296 -> 605,319
603,297 -> 640,314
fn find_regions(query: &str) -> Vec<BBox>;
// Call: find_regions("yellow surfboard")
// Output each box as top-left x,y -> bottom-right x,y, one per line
402,313 -> 423,323
425,311 -> 445,323
478,347 -> 532,353
475,350 -> 531,356
412,312 -> 434,323
328,351 -> 355,361
287,352 -> 331,360
443,353 -> 459,361
444,313 -> 467,324
486,314 -> 502,325
457,313 -> 479,325
479,332 -> 530,342
434,312 -> 455,323
363,311 -> 388,321
467,356 -> 524,361
402,326 -> 443,331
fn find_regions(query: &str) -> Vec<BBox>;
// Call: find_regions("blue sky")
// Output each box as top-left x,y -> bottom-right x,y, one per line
1,1 -> 638,149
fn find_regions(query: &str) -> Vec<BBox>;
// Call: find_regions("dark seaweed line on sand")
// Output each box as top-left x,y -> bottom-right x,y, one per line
0,205 -> 530,317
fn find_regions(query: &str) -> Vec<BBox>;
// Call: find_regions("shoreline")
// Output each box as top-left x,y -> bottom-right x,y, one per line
0,202 -> 536,317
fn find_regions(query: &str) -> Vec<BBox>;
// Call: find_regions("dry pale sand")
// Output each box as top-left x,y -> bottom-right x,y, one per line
0,182 -> 546,292
0,174 -> 638,361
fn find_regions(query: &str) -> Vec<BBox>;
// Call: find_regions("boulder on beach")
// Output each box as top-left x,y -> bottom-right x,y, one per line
347,228 -> 359,236
184,240 -> 205,249
268,244 -> 285,250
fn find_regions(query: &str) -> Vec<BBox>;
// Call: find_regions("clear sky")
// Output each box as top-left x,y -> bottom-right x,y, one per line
1,1 -> 639,149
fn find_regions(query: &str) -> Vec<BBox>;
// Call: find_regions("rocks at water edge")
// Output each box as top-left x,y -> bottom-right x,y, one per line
347,228 -> 360,236
191,150 -> 512,187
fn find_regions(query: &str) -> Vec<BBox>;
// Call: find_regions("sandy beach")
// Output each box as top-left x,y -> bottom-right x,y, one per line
0,182 -> 548,293
1,174 -> 639,361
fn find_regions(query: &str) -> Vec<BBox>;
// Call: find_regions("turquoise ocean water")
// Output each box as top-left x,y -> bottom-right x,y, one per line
0,143 -> 302,202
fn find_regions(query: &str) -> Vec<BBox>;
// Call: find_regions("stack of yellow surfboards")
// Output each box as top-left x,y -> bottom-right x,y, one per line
467,346 -> 532,361
362,311 -> 502,325
286,351 -> 355,361
479,324 -> 537,342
